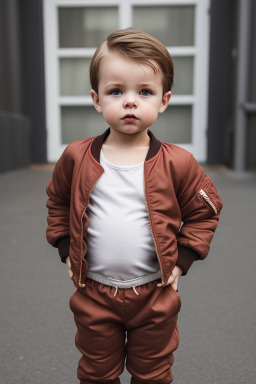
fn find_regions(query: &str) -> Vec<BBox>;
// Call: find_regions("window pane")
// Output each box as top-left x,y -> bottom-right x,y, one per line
59,7 -> 118,48
61,106 -> 107,144
172,57 -> 194,95
133,6 -> 194,46
151,106 -> 192,143
60,58 -> 91,96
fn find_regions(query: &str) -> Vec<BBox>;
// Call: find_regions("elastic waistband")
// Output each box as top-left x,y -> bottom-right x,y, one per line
86,270 -> 161,289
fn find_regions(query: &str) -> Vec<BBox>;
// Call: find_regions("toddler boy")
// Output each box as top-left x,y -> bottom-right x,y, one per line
46,29 -> 222,384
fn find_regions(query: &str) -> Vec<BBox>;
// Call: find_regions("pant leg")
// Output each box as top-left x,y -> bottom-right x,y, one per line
124,281 -> 181,384
69,279 -> 126,384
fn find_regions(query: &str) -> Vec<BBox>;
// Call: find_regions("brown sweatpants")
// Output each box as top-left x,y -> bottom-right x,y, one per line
69,278 -> 181,384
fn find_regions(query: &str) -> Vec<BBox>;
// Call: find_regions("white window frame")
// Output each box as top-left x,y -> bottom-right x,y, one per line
43,0 -> 210,162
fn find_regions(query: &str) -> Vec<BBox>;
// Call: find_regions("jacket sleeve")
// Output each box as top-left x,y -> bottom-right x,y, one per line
175,154 -> 223,275
46,147 -> 72,263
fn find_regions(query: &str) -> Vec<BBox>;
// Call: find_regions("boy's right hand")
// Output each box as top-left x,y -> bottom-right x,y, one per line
66,256 -> 78,293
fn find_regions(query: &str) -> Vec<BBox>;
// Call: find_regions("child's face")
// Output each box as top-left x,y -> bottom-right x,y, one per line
91,53 -> 171,137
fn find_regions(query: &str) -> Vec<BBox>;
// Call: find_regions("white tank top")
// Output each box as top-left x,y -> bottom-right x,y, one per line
85,149 -> 161,288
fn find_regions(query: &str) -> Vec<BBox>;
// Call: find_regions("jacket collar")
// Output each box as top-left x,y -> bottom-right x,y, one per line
91,127 -> 161,163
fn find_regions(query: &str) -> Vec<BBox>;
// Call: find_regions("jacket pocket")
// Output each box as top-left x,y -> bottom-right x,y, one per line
197,175 -> 222,215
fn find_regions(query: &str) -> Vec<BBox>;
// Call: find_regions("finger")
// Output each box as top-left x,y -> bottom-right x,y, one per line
157,274 -> 175,287
171,266 -> 183,279
171,282 -> 178,291
175,265 -> 183,276
68,268 -> 73,279
157,275 -> 175,288
167,274 -> 175,286
73,285 -> 78,294
66,257 -> 73,279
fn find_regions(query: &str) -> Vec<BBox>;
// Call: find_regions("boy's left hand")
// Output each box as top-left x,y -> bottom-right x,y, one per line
157,265 -> 183,290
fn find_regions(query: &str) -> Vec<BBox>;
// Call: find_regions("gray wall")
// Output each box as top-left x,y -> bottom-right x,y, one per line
207,0 -> 238,166
247,0 -> 256,169
0,0 -> 30,172
0,0 -> 46,173
208,0 -> 256,170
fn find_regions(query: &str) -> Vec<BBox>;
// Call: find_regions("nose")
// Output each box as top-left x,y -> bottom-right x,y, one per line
123,92 -> 137,108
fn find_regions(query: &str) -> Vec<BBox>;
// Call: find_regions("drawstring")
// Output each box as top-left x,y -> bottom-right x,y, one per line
133,287 -> 139,295
113,286 -> 139,296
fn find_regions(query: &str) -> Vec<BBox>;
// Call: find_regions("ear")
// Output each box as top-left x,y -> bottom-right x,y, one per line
90,89 -> 102,113
159,91 -> 171,114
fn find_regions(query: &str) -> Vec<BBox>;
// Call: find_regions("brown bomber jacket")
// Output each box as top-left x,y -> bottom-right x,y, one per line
46,128 -> 223,288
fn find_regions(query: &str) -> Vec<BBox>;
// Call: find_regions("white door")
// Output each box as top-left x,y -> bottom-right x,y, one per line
43,0 -> 210,162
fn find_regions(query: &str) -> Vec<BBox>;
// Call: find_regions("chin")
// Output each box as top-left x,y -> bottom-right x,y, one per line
123,128 -> 143,135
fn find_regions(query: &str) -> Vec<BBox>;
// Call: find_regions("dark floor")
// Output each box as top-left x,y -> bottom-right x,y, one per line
0,165 -> 256,384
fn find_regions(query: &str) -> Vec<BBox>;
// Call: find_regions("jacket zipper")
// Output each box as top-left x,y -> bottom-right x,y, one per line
144,176 -> 165,286
78,172 -> 104,288
199,189 -> 218,215
79,209 -> 86,287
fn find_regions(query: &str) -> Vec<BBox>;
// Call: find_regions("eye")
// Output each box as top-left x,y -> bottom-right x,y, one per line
110,89 -> 122,96
139,89 -> 152,96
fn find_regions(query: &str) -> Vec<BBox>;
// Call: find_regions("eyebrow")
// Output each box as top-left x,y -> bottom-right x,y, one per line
139,83 -> 158,88
104,83 -> 123,88
104,82 -> 158,89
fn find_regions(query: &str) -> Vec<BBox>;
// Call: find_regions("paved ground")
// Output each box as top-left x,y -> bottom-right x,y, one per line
0,165 -> 256,384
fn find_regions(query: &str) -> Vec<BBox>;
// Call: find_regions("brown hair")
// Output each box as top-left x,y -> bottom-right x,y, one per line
90,28 -> 174,95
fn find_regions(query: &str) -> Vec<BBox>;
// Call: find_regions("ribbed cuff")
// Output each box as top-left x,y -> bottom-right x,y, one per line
56,236 -> 70,263
176,244 -> 200,275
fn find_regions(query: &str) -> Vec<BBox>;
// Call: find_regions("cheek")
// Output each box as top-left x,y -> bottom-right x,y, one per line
143,104 -> 160,120
101,103 -> 118,122
103,103 -> 116,113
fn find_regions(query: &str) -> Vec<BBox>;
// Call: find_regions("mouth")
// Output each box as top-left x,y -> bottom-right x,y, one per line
122,114 -> 138,122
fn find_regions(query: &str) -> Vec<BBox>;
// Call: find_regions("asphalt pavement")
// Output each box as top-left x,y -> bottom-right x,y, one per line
0,164 -> 256,384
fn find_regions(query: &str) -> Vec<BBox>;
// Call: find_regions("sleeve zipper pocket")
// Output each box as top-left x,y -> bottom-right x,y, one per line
199,189 -> 218,215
